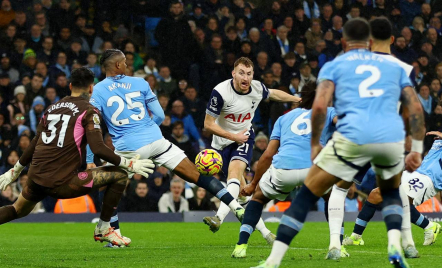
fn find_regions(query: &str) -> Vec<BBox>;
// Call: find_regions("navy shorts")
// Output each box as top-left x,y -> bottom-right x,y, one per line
217,129 -> 255,176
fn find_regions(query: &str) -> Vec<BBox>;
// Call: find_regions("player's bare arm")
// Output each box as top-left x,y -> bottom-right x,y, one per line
204,113 -> 248,145
241,139 -> 280,196
310,80 -> 335,161
401,85 -> 425,171
268,89 -> 302,103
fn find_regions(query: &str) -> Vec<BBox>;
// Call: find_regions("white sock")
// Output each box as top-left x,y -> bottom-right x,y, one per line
256,218 -> 271,238
216,178 -> 240,223
328,185 -> 348,250
388,229 -> 402,250
266,240 -> 289,266
98,219 -> 110,231
424,221 -> 434,230
400,185 -> 415,248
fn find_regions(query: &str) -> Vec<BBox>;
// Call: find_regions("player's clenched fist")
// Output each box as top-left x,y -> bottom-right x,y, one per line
233,129 -> 249,145
0,161 -> 25,191
119,155 -> 155,177
404,152 -> 422,172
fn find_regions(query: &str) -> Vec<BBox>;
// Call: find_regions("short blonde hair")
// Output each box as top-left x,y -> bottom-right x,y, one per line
234,57 -> 254,69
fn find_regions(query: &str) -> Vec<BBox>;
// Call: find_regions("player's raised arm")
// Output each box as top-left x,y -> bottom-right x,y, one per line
268,88 -> 301,103
401,85 -> 425,171
311,80 -> 335,161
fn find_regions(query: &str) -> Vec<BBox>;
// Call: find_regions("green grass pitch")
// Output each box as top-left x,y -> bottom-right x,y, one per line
0,222 -> 440,267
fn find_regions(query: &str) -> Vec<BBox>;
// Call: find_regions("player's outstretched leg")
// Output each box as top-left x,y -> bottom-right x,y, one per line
232,186 -> 272,258
410,202 -> 441,245
378,174 -> 409,268
0,193 -> 37,224
344,188 -> 382,246
253,166 -> 339,268
400,185 -> 419,258
327,184 -> 350,259
173,158 -> 245,228
86,167 -> 131,247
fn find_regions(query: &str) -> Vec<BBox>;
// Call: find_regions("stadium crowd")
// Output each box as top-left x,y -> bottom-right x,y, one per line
0,0 -> 442,213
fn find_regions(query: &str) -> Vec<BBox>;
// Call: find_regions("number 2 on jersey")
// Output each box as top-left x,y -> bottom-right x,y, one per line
291,111 -> 311,135
355,65 -> 384,98
42,114 -> 71,147
107,92 -> 146,126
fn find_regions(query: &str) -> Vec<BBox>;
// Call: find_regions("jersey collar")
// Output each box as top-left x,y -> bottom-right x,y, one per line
373,51 -> 390,55
106,74 -> 126,81
230,79 -> 252,95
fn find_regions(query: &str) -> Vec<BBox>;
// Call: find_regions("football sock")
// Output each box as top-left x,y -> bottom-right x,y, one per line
110,210 -> 120,230
238,200 -> 263,245
410,203 -> 430,229
256,218 -> 271,238
97,219 -> 110,230
353,201 -> 377,235
196,175 -> 241,210
328,185 -> 348,250
216,178 -> 240,223
400,185 -> 415,248
381,188 -> 403,250
100,181 -> 126,222
266,185 -> 319,266
0,205 -> 18,224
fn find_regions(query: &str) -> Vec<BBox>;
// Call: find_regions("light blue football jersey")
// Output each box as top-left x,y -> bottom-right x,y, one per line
318,49 -> 413,144
90,75 -> 164,151
271,107 -> 336,169
416,140 -> 442,191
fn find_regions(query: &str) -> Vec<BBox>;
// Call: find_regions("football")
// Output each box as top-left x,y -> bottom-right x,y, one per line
195,149 -> 223,175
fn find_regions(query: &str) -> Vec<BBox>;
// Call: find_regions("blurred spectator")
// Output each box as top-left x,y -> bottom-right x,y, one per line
320,3 -> 333,32
0,53 -> 19,84
303,0 -> 320,19
134,56 -> 159,79
171,99 -> 204,149
24,74 -> 44,107
7,86 -> 27,125
0,0 -> 15,29
85,53 -> 101,78
122,40 -> 143,71
181,86 -> 206,129
54,72 -> 69,99
13,11 -> 28,37
81,25 -> 103,54
123,181 -> 158,212
155,0 -> 196,79
50,0 -> 75,35
159,177 -> 189,213
235,16 -> 248,40
0,73 -> 13,102
28,96 -> 45,134
391,36 -> 417,64
188,187 -> 213,211
158,65 -> 178,97
66,38 -> 87,65
56,27 -> 72,52
216,4 -> 235,34
34,11 -> 50,37
254,51 -> 270,81
282,52 -> 299,86
44,87 -> 59,107
158,93 -> 170,112
272,25 -> 292,62
35,61 -> 52,88
160,113 -> 173,141
400,0 -> 421,26
17,134 -> 30,156
224,26 -> 241,55
20,49 -> 37,75
271,62 -> 283,88
305,18 -> 323,50
299,62 -> 316,92
145,74 -> 160,95
261,18 -> 276,40
28,24 -> 43,52
0,24 -> 17,51
238,39 -> 253,59
50,51 -> 70,79
170,120 -> 197,160
418,83 -> 437,116
251,132 -> 269,165
190,2 -> 208,29
293,6 -> 310,39
1,150 -> 18,173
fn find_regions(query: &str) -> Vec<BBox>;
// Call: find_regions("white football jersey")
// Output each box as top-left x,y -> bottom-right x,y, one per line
206,79 -> 270,150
